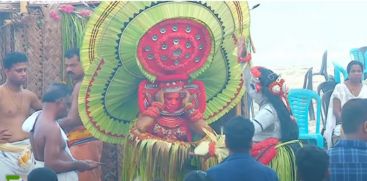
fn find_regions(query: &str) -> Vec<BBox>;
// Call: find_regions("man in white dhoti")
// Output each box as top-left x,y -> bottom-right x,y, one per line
0,52 -> 42,180
23,83 -> 98,181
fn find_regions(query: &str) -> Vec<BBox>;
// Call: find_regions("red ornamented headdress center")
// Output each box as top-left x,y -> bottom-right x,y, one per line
137,18 -> 212,79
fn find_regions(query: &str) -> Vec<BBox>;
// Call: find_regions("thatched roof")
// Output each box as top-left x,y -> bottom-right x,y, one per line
0,1 -> 99,12
0,2 -> 20,12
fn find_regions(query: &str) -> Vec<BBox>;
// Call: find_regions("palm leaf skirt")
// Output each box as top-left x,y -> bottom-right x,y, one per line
270,140 -> 303,181
122,134 -> 219,181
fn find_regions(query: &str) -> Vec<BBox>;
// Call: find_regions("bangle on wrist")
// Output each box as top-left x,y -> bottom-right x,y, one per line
72,160 -> 79,170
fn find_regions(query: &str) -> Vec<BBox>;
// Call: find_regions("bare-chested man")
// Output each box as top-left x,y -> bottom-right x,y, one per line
0,52 -> 42,179
28,83 -> 98,181
59,48 -> 103,181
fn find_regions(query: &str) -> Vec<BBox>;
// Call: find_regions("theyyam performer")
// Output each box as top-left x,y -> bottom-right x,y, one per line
77,1 -> 251,181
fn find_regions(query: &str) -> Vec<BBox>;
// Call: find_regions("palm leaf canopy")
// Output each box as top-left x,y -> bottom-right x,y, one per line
79,1 -> 251,143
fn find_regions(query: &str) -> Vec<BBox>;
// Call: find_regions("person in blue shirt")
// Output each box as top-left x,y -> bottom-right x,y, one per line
328,98 -> 367,181
206,116 -> 278,181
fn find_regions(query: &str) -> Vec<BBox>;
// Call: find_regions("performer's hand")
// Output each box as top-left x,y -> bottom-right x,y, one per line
0,129 -> 12,143
182,90 -> 191,106
75,160 -> 99,171
155,90 -> 165,104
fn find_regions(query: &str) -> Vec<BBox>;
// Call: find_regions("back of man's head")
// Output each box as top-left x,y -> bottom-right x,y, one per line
28,167 -> 58,181
3,52 -> 28,69
42,83 -> 72,103
296,145 -> 329,181
224,116 -> 254,152
341,99 -> 367,135
65,48 -> 80,59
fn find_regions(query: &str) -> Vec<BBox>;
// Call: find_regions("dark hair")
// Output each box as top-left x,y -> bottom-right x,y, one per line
346,60 -> 363,74
65,48 -> 80,59
28,167 -> 58,181
341,99 -> 367,134
184,170 -> 210,181
257,67 -> 299,142
224,116 -> 254,152
3,52 -> 28,69
296,145 -> 329,181
42,83 -> 72,102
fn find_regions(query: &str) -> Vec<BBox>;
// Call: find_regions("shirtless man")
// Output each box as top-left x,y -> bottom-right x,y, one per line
59,48 -> 103,181
0,52 -> 42,179
29,83 -> 98,181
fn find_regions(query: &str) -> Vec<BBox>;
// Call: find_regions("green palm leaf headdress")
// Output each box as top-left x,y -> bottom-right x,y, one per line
79,1 -> 251,143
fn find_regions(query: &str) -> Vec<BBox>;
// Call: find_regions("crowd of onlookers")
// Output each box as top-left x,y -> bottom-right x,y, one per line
30,94 -> 367,181
0,51 -> 101,181
183,99 -> 367,181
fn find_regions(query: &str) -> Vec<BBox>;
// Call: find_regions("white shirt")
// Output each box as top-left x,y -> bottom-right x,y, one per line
252,103 -> 281,142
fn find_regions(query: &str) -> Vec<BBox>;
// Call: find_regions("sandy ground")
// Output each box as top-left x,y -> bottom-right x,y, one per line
273,66 -> 333,89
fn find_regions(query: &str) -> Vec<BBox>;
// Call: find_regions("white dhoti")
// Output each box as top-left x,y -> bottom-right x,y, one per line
23,110 -> 79,181
0,139 -> 34,180
33,160 -> 78,181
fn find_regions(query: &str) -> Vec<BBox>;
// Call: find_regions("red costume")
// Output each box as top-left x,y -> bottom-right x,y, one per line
134,18 -> 209,141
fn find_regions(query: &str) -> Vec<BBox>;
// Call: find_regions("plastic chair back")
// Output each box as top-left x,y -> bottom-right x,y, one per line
303,67 -> 313,90
333,62 -> 348,84
350,48 -> 367,78
350,48 -> 364,62
288,89 -> 324,148
317,80 -> 336,130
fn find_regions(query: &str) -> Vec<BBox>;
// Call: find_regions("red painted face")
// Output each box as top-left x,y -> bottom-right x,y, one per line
164,92 -> 183,112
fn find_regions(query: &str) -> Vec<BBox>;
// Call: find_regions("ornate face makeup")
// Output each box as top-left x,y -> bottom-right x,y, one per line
164,92 -> 183,112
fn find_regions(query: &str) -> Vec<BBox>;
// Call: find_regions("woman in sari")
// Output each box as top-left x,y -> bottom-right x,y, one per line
324,60 -> 367,148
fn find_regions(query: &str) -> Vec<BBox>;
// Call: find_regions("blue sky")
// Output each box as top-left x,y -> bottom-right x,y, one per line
248,1 -> 367,68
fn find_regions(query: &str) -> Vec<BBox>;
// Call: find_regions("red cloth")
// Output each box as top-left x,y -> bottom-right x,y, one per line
251,137 -> 279,165
70,140 -> 103,181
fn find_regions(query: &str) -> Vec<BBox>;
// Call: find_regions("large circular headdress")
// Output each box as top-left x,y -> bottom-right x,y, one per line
79,1 -> 251,143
